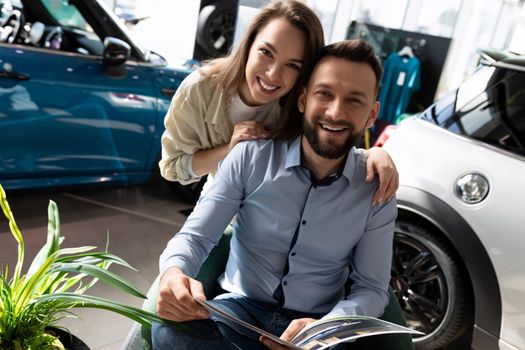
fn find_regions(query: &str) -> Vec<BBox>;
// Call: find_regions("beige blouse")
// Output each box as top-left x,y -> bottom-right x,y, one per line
159,70 -> 281,184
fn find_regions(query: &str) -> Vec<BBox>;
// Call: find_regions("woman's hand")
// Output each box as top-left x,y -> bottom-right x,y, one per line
364,147 -> 399,205
192,121 -> 269,176
260,318 -> 317,349
229,120 -> 269,151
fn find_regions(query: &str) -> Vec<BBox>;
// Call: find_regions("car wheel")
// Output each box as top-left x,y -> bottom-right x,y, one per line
390,220 -> 474,349
196,2 -> 237,58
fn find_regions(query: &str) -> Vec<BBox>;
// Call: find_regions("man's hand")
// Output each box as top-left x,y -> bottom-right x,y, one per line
259,318 -> 317,349
229,121 -> 269,151
156,266 -> 210,322
364,147 -> 399,205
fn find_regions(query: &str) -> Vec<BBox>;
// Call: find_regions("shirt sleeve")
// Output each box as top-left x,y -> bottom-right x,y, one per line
159,141 -> 251,277
159,73 -> 210,184
323,197 -> 397,319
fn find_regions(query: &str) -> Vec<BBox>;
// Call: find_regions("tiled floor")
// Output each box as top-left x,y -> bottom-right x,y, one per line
0,176 -> 194,349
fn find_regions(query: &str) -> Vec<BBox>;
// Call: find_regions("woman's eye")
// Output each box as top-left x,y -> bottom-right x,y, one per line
259,48 -> 272,57
287,63 -> 300,71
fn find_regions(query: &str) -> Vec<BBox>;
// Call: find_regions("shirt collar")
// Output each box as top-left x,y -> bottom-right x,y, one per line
285,135 -> 357,182
285,135 -> 302,169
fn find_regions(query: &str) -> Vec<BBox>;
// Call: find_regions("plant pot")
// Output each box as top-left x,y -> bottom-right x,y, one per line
46,327 -> 90,350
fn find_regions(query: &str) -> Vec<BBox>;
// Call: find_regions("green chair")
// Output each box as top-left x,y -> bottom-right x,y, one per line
122,230 -> 413,350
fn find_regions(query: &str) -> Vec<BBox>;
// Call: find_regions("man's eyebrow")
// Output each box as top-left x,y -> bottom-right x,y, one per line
311,83 -> 369,98
311,83 -> 331,90
261,41 -> 304,64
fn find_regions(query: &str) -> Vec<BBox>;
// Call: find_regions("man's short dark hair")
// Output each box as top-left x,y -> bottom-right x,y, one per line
319,40 -> 383,96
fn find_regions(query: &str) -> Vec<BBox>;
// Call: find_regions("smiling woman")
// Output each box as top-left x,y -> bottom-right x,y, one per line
158,0 -> 326,189
239,17 -> 306,107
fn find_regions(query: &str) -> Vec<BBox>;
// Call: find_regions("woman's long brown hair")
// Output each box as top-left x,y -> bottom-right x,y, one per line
201,0 -> 325,139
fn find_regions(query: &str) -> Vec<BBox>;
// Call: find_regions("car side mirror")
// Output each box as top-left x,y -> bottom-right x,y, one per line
102,37 -> 130,67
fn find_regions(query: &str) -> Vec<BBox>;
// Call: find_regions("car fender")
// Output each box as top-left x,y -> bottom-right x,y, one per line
396,185 -> 501,349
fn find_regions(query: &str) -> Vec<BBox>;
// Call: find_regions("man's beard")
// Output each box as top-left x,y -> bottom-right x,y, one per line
303,116 -> 365,159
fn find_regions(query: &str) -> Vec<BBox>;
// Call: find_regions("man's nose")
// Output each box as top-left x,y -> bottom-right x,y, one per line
326,99 -> 344,119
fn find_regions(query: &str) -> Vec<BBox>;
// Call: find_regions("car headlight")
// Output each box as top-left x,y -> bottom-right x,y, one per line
455,173 -> 489,204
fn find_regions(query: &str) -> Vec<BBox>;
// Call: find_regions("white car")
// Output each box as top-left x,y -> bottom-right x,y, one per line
382,51 -> 525,350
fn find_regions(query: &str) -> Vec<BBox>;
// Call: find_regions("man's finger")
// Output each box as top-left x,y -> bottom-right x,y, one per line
157,289 -> 197,321
259,336 -> 287,350
157,300 -> 194,321
281,318 -> 316,341
280,320 -> 301,341
188,279 -> 209,318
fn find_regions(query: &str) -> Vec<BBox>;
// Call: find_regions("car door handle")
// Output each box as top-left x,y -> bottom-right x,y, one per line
0,70 -> 30,81
160,88 -> 176,98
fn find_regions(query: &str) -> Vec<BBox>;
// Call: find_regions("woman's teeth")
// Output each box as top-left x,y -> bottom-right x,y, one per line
259,78 -> 278,91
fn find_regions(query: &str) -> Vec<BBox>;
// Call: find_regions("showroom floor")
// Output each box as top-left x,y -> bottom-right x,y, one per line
0,175 -> 471,350
0,175 -> 193,349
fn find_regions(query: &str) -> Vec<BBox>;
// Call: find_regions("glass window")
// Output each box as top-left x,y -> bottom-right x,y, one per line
403,0 -> 461,37
41,0 -> 93,32
355,0 -> 408,29
306,0 -> 339,42
442,69 -> 525,156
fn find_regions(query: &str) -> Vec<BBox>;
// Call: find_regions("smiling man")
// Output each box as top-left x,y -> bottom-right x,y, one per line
153,40 -> 397,350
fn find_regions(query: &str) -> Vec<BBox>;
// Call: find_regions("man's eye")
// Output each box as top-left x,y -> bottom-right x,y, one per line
348,99 -> 364,105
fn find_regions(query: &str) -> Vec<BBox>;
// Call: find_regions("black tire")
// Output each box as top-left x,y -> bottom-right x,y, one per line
196,2 -> 237,58
390,220 -> 474,349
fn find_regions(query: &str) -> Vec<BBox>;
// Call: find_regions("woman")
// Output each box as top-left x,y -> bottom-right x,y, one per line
159,0 -> 397,203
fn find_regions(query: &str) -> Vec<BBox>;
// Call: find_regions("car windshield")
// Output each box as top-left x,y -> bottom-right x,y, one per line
41,0 -> 94,32
421,65 -> 525,156
41,0 -> 148,59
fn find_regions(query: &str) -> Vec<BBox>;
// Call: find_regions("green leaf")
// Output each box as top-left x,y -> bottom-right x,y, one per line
55,252 -> 136,270
49,264 -> 147,299
0,184 -> 25,283
15,252 -> 60,312
47,200 -> 61,254
27,201 -> 66,276
34,293 -> 180,329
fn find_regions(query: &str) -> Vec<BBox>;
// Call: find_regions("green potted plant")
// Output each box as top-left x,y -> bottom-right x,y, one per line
0,184 -> 176,349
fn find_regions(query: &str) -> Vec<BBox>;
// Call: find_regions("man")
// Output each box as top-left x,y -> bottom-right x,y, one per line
153,39 -> 396,350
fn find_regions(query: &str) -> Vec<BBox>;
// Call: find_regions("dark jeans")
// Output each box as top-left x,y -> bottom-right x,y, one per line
152,292 -> 347,350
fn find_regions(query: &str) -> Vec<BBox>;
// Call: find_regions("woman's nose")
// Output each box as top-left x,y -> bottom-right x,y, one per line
266,63 -> 282,81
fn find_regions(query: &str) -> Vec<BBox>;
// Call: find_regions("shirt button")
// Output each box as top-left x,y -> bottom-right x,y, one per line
283,281 -> 288,286
291,252 -> 296,256
302,220 -> 306,225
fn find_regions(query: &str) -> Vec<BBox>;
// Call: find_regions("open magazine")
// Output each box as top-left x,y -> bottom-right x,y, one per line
194,298 -> 423,350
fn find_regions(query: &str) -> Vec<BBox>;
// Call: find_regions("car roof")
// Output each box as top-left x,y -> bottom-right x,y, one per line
480,49 -> 525,73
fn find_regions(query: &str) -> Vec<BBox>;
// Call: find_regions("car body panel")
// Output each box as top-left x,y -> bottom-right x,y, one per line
0,0 -> 191,190
395,186 -> 501,348
384,116 -> 525,349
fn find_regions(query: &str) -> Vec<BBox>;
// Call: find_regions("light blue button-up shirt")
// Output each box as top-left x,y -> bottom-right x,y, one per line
160,136 -> 397,317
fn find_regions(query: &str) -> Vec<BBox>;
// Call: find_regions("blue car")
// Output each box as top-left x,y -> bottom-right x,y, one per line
0,0 -> 192,191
